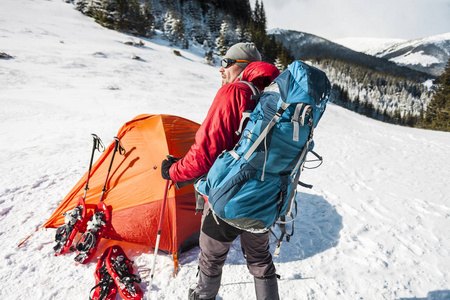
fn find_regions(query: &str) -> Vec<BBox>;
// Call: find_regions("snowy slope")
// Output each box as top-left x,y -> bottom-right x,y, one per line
1,1 -> 450,300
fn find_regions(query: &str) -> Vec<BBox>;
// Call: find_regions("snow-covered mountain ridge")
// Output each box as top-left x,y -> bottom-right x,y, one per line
270,28 -> 449,78
267,28 -> 431,81
1,1 -> 450,300
334,33 -> 450,77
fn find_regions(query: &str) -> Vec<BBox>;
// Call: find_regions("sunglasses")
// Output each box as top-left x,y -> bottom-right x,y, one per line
221,58 -> 252,68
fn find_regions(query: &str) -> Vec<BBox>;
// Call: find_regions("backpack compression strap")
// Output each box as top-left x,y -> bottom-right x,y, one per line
285,107 -> 315,217
242,102 -> 290,161
292,104 -> 312,142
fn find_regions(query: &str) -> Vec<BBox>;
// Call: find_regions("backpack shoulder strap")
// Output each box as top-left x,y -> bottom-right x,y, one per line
235,81 -> 261,136
239,81 -> 261,100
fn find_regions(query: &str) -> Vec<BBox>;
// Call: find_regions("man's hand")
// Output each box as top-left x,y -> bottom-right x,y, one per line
161,155 -> 180,180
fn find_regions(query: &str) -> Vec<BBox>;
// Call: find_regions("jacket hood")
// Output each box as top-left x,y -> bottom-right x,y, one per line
238,61 -> 280,90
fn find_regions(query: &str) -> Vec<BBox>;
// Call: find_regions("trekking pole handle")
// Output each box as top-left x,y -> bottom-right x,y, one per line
92,133 -> 105,152
84,134 -> 105,195
100,137 -> 125,195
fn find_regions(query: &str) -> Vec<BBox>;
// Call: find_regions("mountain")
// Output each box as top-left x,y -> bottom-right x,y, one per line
374,33 -> 450,77
268,29 -> 431,81
268,29 -> 435,122
335,33 -> 450,77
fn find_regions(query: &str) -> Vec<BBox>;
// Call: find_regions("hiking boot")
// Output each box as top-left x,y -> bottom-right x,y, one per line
188,287 -> 215,300
188,270 -> 221,300
254,274 -> 280,300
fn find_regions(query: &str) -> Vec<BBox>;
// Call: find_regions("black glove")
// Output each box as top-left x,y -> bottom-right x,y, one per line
161,155 -> 180,180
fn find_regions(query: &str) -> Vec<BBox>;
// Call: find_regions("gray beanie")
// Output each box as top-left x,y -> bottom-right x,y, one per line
224,42 -> 262,68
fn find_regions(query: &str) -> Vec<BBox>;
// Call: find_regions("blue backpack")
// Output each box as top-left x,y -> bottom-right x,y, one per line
195,60 -> 331,245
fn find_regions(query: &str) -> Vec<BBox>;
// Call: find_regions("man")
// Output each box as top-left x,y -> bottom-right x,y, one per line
161,43 -> 280,300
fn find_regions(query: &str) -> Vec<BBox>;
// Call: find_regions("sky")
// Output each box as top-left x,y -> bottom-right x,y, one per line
261,0 -> 450,41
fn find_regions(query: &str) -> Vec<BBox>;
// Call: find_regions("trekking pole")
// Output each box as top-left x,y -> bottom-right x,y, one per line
98,136 -> 125,203
83,134 -> 105,199
148,179 -> 171,291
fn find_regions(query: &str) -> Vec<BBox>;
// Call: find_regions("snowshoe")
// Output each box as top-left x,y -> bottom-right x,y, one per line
105,245 -> 143,300
90,247 -> 118,300
54,195 -> 87,255
74,201 -> 111,265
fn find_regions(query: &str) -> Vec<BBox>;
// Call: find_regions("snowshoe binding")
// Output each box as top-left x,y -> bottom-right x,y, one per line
54,195 -> 87,255
74,201 -> 111,265
90,247 -> 118,300
105,245 -> 143,300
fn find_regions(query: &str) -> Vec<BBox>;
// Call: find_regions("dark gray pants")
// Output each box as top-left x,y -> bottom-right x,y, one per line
194,207 -> 278,299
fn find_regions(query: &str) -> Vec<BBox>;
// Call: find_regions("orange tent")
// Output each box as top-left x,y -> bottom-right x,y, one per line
42,114 -> 201,263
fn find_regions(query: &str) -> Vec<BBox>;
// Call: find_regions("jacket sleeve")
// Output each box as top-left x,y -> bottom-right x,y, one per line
169,84 -> 253,182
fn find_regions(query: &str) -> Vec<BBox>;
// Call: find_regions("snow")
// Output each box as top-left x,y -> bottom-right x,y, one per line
333,37 -> 406,56
390,51 -> 440,68
1,1 -> 450,300
423,79 -> 434,90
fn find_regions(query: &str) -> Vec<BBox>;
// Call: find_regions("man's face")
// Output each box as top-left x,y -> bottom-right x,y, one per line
220,63 -> 244,86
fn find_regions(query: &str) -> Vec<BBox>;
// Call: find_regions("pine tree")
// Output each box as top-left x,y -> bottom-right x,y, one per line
163,10 -> 185,46
275,42 -> 293,70
140,0 -> 155,37
422,59 -> 450,131
216,18 -> 235,56
403,111 -> 416,127
183,0 -> 205,44
74,0 -> 89,13
274,57 -> 284,72
252,0 -> 266,33
250,0 -> 267,52
114,0 -> 129,31
173,19 -> 186,44
91,0 -> 116,29
205,6 -> 221,38
236,25 -> 252,43
231,0 -> 252,25
127,0 -> 145,36
391,109 -> 402,124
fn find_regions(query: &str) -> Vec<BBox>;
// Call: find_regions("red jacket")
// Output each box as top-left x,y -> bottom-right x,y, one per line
169,61 -> 280,182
